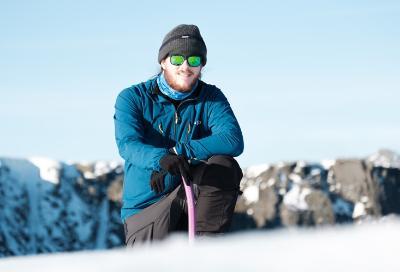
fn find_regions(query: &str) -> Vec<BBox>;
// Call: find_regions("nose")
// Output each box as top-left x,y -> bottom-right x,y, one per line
180,60 -> 190,68
177,60 -> 192,73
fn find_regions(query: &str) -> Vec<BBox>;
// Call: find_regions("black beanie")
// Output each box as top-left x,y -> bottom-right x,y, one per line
158,24 -> 207,66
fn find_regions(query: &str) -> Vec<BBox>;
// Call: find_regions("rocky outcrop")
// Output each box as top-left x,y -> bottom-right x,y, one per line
0,157 -> 124,256
1,149 -> 399,256
232,149 -> 400,230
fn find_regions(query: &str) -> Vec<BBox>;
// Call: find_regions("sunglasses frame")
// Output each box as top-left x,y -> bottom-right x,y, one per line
169,54 -> 202,67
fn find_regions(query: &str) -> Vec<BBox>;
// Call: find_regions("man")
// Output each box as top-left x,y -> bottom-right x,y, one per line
114,24 -> 244,247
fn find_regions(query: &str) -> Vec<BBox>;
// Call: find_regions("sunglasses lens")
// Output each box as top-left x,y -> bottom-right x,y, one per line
170,55 -> 185,66
188,56 -> 201,67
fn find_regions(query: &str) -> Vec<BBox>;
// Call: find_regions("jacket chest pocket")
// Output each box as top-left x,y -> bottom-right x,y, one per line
184,119 -> 205,142
142,117 -> 168,148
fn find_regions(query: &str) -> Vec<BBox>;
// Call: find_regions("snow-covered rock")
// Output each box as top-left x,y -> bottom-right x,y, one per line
0,157 -> 124,256
1,149 -> 399,257
368,149 -> 400,169
234,149 -> 400,228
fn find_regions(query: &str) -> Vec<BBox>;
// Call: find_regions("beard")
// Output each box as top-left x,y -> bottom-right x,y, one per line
163,69 -> 201,92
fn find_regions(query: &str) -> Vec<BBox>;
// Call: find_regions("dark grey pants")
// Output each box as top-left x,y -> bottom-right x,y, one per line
124,155 -> 243,247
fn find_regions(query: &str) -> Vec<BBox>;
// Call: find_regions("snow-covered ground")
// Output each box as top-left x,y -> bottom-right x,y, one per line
1,217 -> 399,272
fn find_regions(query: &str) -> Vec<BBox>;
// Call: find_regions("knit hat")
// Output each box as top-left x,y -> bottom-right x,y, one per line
158,24 -> 207,66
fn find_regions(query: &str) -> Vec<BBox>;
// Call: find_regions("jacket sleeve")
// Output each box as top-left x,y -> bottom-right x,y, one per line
114,88 -> 169,171
175,89 -> 244,160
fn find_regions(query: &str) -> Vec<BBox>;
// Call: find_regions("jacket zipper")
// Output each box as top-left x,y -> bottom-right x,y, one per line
185,123 -> 191,142
174,111 -> 179,143
173,98 -> 197,145
158,123 -> 166,146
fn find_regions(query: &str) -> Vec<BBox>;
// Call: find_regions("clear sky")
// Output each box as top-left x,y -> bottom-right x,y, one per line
1,0 -> 399,167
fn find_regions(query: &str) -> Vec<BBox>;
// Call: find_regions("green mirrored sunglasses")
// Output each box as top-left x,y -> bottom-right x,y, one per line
170,55 -> 202,67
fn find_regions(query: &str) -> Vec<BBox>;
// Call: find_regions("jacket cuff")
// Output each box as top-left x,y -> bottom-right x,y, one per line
154,149 -> 170,172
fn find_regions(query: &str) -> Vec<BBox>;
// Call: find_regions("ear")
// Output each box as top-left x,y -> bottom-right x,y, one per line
160,58 -> 167,70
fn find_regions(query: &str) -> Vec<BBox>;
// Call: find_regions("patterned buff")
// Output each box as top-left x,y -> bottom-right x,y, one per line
157,72 -> 198,101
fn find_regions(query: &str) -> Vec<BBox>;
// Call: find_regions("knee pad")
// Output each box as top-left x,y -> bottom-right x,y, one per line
192,155 -> 243,190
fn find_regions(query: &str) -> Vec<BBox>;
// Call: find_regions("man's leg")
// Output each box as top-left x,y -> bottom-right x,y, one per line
124,184 -> 184,247
191,155 -> 243,235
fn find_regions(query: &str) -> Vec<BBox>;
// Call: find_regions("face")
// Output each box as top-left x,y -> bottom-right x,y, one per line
161,56 -> 203,92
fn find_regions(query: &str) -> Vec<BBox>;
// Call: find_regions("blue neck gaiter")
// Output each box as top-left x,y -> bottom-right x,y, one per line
157,72 -> 198,101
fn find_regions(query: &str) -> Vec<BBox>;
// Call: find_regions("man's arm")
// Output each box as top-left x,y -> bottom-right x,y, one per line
175,89 -> 244,160
114,88 -> 169,171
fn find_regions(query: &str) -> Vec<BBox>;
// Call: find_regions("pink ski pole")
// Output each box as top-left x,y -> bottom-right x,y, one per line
181,175 -> 196,243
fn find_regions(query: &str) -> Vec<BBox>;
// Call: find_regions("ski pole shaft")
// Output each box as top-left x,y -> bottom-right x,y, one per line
182,175 -> 196,243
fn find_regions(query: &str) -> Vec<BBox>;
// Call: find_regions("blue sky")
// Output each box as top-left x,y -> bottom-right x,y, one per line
1,0 -> 399,167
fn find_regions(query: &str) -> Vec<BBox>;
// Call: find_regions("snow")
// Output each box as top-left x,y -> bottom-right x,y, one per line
353,201 -> 367,219
368,149 -> 400,169
78,160 -> 122,179
321,159 -> 336,170
293,160 -> 307,173
1,217 -> 399,271
283,185 -> 312,211
310,168 -> 321,177
28,157 -> 61,184
245,163 -> 270,178
352,196 -> 371,219
242,185 -> 259,204
0,157 -> 120,254
288,173 -> 302,184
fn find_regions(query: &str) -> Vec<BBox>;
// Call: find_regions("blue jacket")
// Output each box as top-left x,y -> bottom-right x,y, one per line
114,77 -> 244,223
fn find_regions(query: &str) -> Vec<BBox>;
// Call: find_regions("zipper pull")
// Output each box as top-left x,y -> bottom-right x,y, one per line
187,123 -> 191,134
175,112 -> 179,124
158,123 -> 164,134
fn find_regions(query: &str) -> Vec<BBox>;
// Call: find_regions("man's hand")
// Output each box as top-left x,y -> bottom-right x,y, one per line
159,154 -> 192,183
150,171 -> 166,194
